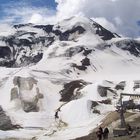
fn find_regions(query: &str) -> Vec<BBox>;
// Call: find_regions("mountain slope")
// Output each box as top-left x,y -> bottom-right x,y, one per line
0,16 -> 118,68
0,16 -> 140,140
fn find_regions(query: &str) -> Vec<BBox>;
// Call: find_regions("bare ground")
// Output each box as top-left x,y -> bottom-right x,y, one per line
0,112 -> 140,140
73,111 -> 140,140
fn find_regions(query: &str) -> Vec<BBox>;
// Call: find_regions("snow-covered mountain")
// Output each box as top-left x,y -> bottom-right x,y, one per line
0,16 -> 140,140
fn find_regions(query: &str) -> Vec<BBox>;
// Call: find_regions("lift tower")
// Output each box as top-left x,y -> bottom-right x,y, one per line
113,93 -> 140,136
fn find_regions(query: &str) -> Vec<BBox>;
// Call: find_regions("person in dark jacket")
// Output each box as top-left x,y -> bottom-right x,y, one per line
96,127 -> 103,140
99,127 -> 103,134
126,124 -> 132,135
103,127 -> 109,139
55,111 -> 59,119
55,108 -> 61,120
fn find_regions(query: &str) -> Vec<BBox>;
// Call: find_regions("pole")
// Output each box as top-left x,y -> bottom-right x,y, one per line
120,94 -> 126,128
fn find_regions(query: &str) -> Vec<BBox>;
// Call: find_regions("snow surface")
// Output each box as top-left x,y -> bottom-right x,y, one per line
0,16 -> 140,140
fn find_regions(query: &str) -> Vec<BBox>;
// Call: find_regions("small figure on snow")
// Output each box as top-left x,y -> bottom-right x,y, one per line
55,108 -> 61,120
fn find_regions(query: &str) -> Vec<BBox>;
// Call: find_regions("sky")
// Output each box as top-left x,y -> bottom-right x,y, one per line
0,0 -> 140,37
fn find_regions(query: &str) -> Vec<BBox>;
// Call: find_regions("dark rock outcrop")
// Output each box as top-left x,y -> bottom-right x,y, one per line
93,109 -> 100,114
91,101 -> 99,108
113,39 -> 140,57
81,57 -> 90,66
64,46 -> 92,57
11,77 -> 44,112
92,20 -> 117,40
72,63 -> 87,71
115,81 -> 126,90
60,80 -> 88,102
22,100 -> 39,113
14,23 -> 33,29
34,25 -> 54,33
22,93 -> 44,113
0,36 -> 43,67
1,17 -> 139,69
0,46 -> 11,58
0,106 -> 16,130
72,57 -> 90,71
53,26 -> 86,41
97,85 -> 108,97
10,87 -> 19,101
64,46 -> 84,57
98,99 -> 112,104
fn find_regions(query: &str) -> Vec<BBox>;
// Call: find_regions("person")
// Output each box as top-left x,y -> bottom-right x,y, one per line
126,124 -> 132,135
96,127 -> 103,140
99,127 -> 103,134
55,111 -> 59,119
55,108 -> 61,120
103,127 -> 109,139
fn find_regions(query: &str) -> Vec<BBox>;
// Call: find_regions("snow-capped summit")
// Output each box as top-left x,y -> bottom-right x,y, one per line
0,16 -> 140,140
0,15 -> 139,73
53,16 -> 117,40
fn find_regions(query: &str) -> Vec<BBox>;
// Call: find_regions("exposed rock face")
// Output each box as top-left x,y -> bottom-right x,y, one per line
72,57 -> 91,71
64,46 -> 84,57
81,57 -> 90,66
113,39 -> 140,57
22,91 -> 44,112
10,87 -> 19,100
0,38 -> 43,67
115,81 -> 126,90
53,26 -> 86,41
60,80 -> 88,102
22,100 -> 39,113
13,76 -> 38,90
0,46 -> 11,58
0,16 -> 118,68
0,23 -> 86,68
33,24 -> 54,33
0,106 -> 14,130
98,99 -> 112,104
11,77 -> 44,112
93,109 -> 100,114
0,17 -> 139,70
97,85 -> 108,97
91,101 -> 99,108
92,21 -> 117,40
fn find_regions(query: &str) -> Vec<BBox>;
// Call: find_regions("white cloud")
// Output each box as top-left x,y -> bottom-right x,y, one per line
93,17 -> 117,32
0,24 -> 15,36
0,2 -> 56,24
114,17 -> 122,26
29,13 -> 43,24
1,0 -> 140,37
55,0 -> 140,37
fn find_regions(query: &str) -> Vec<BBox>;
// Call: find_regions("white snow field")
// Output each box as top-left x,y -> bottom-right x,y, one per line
0,16 -> 140,140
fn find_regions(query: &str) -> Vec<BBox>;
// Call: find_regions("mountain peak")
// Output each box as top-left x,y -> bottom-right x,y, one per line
0,16 -> 138,70
1,16 -> 140,140
54,16 -> 117,40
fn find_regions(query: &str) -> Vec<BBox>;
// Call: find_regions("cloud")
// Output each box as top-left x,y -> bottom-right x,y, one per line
0,2 -> 56,24
29,13 -> 43,24
93,17 -> 117,32
55,0 -> 140,37
0,24 -> 15,36
0,0 -> 140,37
